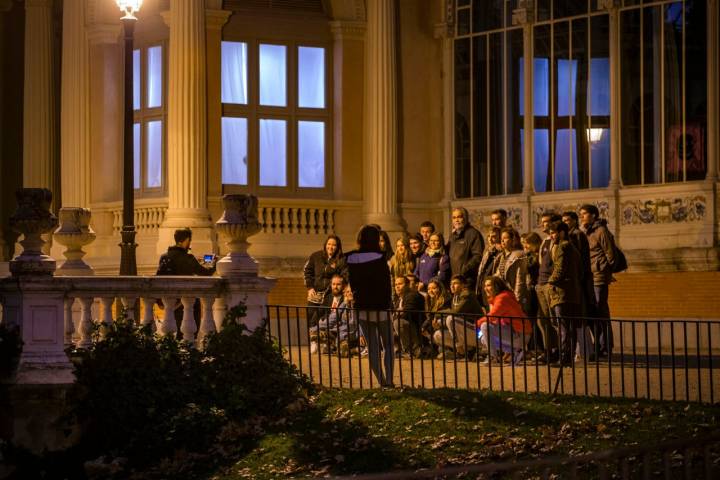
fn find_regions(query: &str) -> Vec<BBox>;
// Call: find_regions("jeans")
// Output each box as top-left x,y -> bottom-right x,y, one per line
594,284 -> 613,353
433,315 -> 477,353
358,310 -> 394,387
478,322 -> 527,353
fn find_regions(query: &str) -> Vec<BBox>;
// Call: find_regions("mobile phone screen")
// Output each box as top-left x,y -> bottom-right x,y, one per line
203,254 -> 214,263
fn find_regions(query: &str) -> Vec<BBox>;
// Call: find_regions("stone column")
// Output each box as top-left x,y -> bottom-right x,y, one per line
158,0 -> 217,256
602,0 -> 622,189
23,0 -> 58,195
60,0 -> 91,209
363,0 -> 404,235
706,0 -> 718,183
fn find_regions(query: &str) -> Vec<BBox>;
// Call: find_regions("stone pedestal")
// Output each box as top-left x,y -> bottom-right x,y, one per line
53,207 -> 96,276
9,189 -> 58,276
215,194 -> 276,331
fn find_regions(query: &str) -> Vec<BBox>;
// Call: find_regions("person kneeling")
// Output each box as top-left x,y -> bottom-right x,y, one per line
433,275 -> 483,359
476,276 -> 532,364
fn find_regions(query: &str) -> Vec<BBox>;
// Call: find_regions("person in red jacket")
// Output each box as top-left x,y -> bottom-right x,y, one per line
476,276 -> 532,363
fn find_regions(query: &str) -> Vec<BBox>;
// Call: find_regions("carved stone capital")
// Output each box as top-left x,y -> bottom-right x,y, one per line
511,4 -> 535,27
330,20 -> 366,41
205,9 -> 231,31
597,0 -> 622,11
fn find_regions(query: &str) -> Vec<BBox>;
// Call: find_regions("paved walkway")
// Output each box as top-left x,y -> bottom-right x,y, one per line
284,347 -> 718,403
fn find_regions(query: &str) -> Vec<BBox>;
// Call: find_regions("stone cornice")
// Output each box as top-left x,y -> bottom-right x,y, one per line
329,20 -> 366,41
205,9 -> 231,31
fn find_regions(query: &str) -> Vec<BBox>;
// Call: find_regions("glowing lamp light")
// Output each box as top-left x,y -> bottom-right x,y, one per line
586,128 -> 604,144
116,0 -> 143,19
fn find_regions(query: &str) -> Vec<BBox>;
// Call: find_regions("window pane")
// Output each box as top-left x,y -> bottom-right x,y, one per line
133,49 -> 140,110
147,46 -> 162,108
146,121 -> 162,188
620,8 -> 642,185
588,58 -> 610,116
298,47 -> 325,108
557,59 -> 577,117
133,123 -> 140,189
259,119 -> 286,186
472,0 -> 503,33
684,0 -> 707,180
590,128 -> 610,188
221,117 -> 248,185
664,2 -> 684,182
472,36 -> 487,197
259,44 -> 287,106
298,121 -> 325,187
488,31 -> 504,195
534,129 -> 550,192
506,28 -> 523,194
454,38 -> 471,198
555,129 -> 578,191
554,0 -> 588,19
221,41 -> 248,104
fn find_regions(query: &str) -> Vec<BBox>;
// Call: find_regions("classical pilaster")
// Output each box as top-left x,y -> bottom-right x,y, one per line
706,0 -> 718,183
23,0 -> 58,196
602,0 -> 622,190
60,0 -> 91,209
330,19 -> 366,234
159,0 -> 216,255
363,0 -> 405,235
205,8 -> 231,200
513,1 -> 535,232
434,1 -> 454,232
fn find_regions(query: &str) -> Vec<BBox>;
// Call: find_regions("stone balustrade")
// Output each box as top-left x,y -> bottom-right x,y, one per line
60,275 -> 227,348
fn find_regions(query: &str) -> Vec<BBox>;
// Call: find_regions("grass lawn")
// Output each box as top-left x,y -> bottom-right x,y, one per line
209,388 -> 719,479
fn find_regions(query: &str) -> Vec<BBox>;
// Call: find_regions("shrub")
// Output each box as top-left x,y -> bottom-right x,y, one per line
69,303 -> 310,468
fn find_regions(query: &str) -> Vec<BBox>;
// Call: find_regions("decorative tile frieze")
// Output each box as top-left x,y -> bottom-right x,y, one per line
620,196 -> 706,225
532,201 -> 610,229
468,207 -> 523,233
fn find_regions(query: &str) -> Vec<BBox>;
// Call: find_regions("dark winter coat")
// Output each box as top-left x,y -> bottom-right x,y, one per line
582,219 -> 617,286
447,225 -> 484,289
303,250 -> 348,292
156,246 -> 215,276
345,250 -> 392,311
548,239 -> 582,307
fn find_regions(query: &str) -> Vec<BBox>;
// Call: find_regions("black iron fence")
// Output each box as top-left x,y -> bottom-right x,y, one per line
265,305 -> 720,403
327,431 -> 720,479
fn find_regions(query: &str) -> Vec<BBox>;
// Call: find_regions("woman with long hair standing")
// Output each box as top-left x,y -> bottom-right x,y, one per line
346,225 -> 394,387
415,232 -> 450,291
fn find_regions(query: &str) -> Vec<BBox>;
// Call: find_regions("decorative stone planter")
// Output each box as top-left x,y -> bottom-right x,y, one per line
215,194 -> 262,277
9,188 -> 59,276
53,207 -> 96,276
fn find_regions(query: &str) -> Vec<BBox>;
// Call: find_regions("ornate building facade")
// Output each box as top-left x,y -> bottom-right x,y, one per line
0,0 -> 718,317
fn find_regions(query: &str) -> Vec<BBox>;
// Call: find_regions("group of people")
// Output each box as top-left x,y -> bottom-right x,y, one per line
304,205 -> 622,387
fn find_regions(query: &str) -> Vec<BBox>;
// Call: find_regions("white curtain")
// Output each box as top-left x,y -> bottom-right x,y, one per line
221,41 -> 248,104
298,46 -> 324,108
259,44 -> 287,106
259,119 -> 286,186
298,121 -> 324,187
147,46 -> 163,108
222,117 -> 248,185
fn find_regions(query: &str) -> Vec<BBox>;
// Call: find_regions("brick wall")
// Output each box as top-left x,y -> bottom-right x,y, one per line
609,271 -> 720,319
267,271 -> 720,319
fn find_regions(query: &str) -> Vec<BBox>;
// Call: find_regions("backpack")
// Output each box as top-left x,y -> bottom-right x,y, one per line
611,236 -> 628,273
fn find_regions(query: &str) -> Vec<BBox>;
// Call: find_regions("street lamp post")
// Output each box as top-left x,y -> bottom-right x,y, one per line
116,0 -> 142,275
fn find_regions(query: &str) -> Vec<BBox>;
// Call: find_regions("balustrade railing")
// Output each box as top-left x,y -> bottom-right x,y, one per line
258,204 -> 335,236
111,205 -> 167,234
62,276 -> 227,348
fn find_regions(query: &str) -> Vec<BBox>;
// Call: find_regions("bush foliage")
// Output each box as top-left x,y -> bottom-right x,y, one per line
69,303 -> 311,467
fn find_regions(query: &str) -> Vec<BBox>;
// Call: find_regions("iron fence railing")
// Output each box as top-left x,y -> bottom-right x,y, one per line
265,305 -> 720,403
327,431 -> 720,480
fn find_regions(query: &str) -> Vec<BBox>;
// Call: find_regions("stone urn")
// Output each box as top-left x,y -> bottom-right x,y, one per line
215,194 -> 262,277
9,188 -> 59,276
53,207 -> 96,276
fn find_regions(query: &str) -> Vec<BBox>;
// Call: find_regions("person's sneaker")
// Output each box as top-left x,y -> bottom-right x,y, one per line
339,341 -> 350,358
310,341 -> 318,354
360,347 -> 368,357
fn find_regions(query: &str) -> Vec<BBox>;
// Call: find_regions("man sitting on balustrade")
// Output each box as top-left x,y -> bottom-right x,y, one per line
309,274 -> 357,357
155,228 -> 217,337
